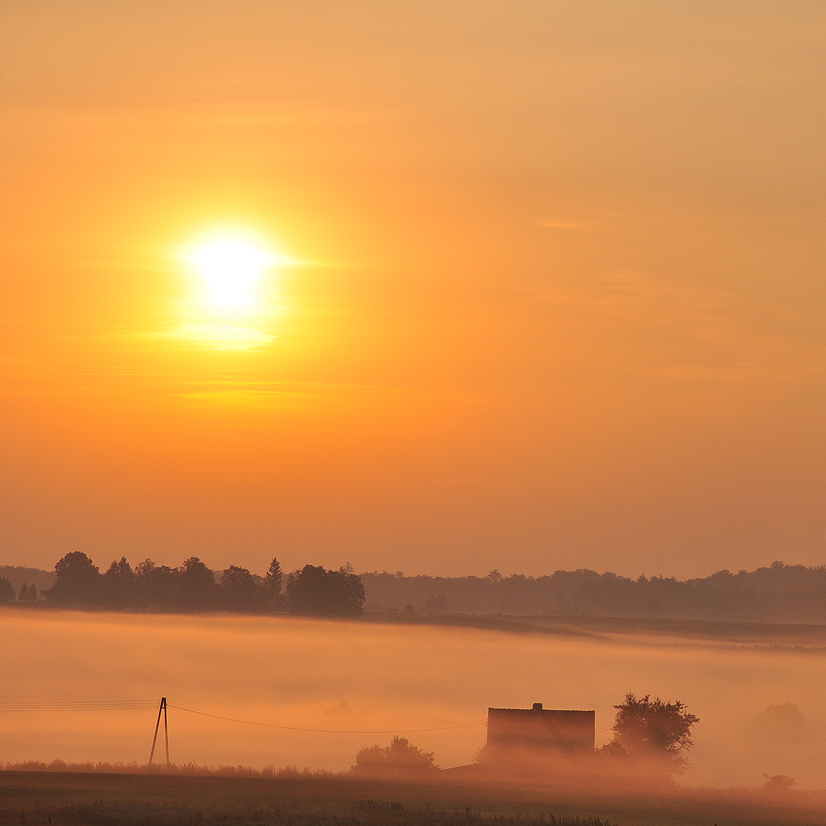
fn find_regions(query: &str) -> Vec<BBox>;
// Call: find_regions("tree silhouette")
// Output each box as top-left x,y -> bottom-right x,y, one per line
104,557 -> 135,608
0,576 -> 14,604
604,693 -> 698,773
264,557 -> 284,609
176,556 -> 218,611
18,583 -> 39,602
220,565 -> 264,612
286,564 -> 366,617
134,559 -> 177,611
352,736 -> 438,775
423,593 -> 448,614
764,773 -> 796,792
46,552 -> 101,605
27,553 -> 365,615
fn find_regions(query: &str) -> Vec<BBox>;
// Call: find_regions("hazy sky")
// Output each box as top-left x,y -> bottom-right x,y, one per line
1,2 -> 824,578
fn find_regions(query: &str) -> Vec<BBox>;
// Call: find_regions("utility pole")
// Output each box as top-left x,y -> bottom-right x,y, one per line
148,697 -> 170,766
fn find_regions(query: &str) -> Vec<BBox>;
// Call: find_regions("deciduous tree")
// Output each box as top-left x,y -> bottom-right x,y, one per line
286,565 -> 365,617
134,559 -> 177,611
603,693 -> 698,773
220,565 -> 264,612
46,552 -> 101,605
177,557 -> 218,611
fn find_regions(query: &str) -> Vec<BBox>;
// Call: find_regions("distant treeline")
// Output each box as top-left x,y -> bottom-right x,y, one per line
361,562 -> 826,624
0,553 -> 365,618
0,565 -> 54,594
4,558 -> 826,623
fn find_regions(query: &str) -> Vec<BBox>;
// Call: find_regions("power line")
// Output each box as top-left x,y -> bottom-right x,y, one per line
0,701 -> 158,711
0,699 -> 485,735
168,704 -> 485,735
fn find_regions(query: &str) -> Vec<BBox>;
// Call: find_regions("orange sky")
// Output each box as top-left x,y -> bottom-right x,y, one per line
1,2 -> 824,578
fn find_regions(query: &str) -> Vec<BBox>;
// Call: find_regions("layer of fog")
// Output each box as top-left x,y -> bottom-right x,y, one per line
0,608 -> 824,788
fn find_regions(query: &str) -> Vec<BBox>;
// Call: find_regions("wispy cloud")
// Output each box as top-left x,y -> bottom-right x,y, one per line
176,380 -> 377,405
149,324 -> 276,351
537,270 -> 826,390
538,220 -> 586,231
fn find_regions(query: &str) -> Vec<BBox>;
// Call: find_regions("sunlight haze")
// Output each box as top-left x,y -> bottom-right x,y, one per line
1,1 -> 824,579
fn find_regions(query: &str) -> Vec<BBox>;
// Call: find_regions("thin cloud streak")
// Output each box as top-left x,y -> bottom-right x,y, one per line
149,324 -> 277,351
537,270 -> 826,391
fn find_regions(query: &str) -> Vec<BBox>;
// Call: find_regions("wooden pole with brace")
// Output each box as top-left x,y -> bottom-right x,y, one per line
148,697 -> 169,766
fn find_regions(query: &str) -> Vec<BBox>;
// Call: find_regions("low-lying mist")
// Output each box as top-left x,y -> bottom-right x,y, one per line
1,608 -> 824,789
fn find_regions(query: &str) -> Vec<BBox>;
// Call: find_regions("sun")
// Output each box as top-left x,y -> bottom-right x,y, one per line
189,236 -> 275,310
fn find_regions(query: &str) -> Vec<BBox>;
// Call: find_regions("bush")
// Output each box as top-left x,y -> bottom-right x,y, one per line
352,736 -> 439,776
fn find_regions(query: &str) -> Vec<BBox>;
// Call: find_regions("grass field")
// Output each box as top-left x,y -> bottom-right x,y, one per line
365,611 -> 826,648
2,770 -> 826,826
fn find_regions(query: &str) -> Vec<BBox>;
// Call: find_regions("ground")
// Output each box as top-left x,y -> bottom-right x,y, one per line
1,771 -> 826,826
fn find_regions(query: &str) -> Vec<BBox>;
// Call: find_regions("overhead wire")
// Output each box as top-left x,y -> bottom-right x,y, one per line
0,700 -> 485,734
0,701 -> 158,711
168,703 -> 486,735
0,699 -> 485,734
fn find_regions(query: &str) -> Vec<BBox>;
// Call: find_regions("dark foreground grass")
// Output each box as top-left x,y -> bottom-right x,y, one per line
1,771 -> 825,826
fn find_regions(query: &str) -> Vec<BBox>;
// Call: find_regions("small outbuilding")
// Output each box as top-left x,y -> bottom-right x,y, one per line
487,703 -> 595,755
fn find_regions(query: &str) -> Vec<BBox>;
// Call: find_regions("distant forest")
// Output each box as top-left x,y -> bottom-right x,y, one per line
361,562 -> 826,624
2,558 -> 826,624
0,554 -> 365,618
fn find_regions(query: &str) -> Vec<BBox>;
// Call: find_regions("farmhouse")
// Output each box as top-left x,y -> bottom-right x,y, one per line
487,703 -> 595,755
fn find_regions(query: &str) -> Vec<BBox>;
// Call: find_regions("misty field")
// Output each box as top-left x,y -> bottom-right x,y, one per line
1,609 -> 826,790
3,771 -> 826,826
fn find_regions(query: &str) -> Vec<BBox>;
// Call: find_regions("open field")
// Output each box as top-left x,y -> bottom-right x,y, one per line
3,770 -> 826,826
364,611 -> 826,648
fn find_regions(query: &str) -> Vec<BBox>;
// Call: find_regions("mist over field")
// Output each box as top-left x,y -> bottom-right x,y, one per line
1,608 -> 824,789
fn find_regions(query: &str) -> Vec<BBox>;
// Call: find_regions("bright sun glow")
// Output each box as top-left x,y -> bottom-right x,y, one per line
190,237 -> 275,309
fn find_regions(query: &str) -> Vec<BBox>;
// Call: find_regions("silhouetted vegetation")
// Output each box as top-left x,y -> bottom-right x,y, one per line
48,551 -> 102,606
0,564 -> 54,595
764,774 -> 797,793
352,737 -> 439,776
265,557 -> 285,609
286,564 -> 366,618
18,582 -> 38,601
0,758 -> 336,777
0,766 -> 622,826
0,576 -> 14,603
9,558 -> 826,623
4,766 -> 826,826
601,693 -> 698,774
26,553 -> 363,617
362,561 -> 826,623
49,803 -> 614,826
751,703 -> 806,746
